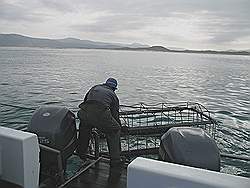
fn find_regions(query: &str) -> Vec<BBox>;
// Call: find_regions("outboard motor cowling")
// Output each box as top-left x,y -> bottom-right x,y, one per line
28,106 -> 77,177
159,127 -> 220,171
28,106 -> 76,150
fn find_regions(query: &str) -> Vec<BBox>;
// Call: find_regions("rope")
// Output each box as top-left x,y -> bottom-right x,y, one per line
0,102 -> 36,111
220,153 -> 250,161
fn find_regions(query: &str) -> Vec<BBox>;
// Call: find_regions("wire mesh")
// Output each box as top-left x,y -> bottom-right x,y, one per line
94,102 -> 217,160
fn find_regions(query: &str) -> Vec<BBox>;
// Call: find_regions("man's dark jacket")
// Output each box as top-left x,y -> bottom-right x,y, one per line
80,84 -> 121,125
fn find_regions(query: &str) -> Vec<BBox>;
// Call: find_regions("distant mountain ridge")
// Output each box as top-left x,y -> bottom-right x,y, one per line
115,46 -> 250,56
0,34 -> 149,49
0,34 -> 249,56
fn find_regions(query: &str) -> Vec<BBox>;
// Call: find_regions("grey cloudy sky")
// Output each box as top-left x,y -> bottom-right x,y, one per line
1,0 -> 250,50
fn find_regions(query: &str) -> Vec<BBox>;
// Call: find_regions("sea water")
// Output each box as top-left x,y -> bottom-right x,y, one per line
0,47 -> 249,177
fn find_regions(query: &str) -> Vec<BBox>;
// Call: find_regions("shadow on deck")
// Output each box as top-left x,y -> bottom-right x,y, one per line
64,158 -> 127,188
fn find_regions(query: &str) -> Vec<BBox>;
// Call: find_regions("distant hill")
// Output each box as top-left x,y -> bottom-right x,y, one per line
0,34 -> 148,49
175,49 -> 250,56
0,34 -> 121,48
0,33 -> 249,56
115,46 -> 250,56
116,46 -> 171,52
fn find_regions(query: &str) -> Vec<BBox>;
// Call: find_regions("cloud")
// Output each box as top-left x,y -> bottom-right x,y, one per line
39,0 -> 76,13
193,10 -> 250,46
72,14 -> 147,33
0,0 -> 249,49
70,0 -> 250,48
0,0 -> 63,23
0,1 -> 42,22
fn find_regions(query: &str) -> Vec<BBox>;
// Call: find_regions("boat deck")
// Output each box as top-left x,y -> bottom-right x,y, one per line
64,159 -> 127,188
0,180 -> 22,188
0,158 -> 127,188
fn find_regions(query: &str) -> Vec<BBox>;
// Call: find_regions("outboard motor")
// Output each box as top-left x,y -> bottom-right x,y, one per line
27,106 -> 77,181
159,127 -> 220,171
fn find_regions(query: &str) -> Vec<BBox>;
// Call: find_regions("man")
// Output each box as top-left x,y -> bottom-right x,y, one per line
77,78 -> 122,168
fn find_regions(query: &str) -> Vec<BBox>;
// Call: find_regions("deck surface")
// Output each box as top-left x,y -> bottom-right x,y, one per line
0,180 -> 22,188
0,158 -> 127,188
65,159 -> 127,188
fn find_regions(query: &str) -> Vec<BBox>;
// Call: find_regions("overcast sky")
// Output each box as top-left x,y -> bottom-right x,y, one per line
0,0 -> 250,50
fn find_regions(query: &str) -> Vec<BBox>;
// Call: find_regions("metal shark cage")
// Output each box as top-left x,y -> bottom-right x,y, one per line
91,102 -> 218,161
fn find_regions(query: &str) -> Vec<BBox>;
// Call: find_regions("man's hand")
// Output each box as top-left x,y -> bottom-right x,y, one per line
121,126 -> 129,134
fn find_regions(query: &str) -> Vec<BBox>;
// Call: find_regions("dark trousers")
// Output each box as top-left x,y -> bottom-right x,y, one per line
77,103 -> 121,165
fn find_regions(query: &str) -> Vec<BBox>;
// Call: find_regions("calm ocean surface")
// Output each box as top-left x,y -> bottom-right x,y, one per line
0,47 -> 249,177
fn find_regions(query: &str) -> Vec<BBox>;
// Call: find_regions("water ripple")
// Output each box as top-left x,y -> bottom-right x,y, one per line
0,48 -> 249,177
